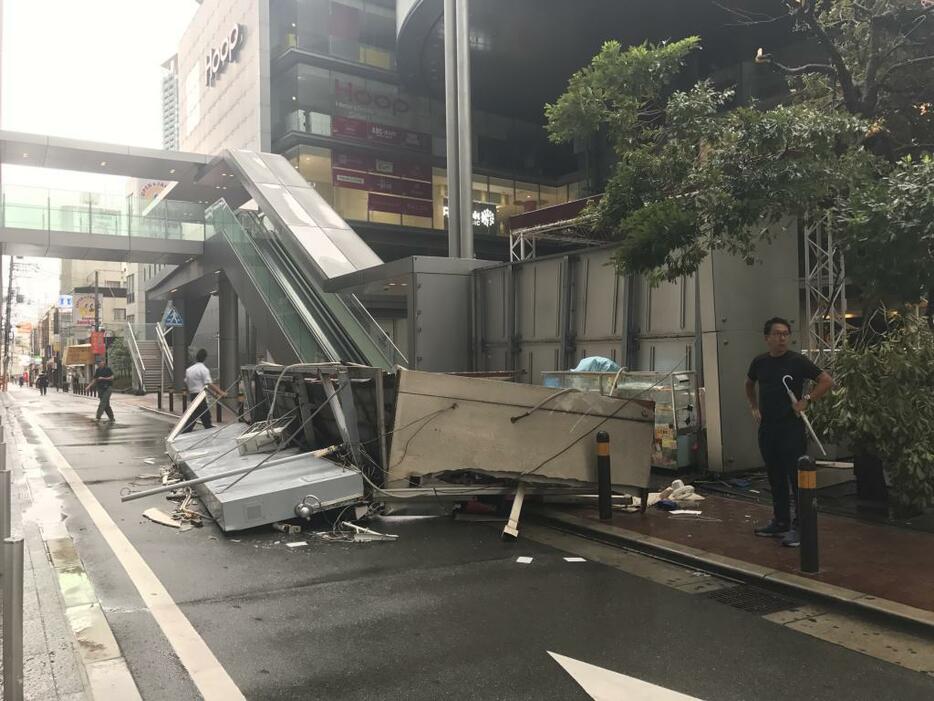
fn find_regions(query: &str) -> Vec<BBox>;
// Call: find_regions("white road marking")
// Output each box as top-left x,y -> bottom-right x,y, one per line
23,408 -> 246,701
549,652 -> 703,701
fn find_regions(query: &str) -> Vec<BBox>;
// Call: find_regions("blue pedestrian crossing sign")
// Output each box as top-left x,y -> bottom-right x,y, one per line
163,306 -> 185,328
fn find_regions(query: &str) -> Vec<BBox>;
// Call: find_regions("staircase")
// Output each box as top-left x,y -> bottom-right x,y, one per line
137,340 -> 165,392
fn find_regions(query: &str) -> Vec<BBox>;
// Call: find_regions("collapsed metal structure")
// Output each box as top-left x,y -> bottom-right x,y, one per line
136,363 -> 655,533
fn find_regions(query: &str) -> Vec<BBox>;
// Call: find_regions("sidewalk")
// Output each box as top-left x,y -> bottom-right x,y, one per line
533,493 -> 934,631
1,391 -> 141,700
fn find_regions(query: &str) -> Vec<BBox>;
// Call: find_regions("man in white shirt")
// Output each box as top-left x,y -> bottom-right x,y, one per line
182,348 -> 227,433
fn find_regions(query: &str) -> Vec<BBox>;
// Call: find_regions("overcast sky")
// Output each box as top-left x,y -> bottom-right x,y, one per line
1,0 -> 199,328
2,0 -> 198,193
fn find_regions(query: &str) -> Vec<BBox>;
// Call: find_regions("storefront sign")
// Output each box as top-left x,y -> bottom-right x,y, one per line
332,168 -> 370,191
204,24 -> 243,87
74,294 -> 98,327
444,201 -> 498,231
368,194 -> 403,214
335,79 -> 410,117
402,199 -> 434,218
331,117 -> 430,153
57,295 -> 73,310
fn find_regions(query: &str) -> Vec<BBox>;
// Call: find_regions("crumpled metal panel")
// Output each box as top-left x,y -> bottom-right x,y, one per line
387,370 -> 654,489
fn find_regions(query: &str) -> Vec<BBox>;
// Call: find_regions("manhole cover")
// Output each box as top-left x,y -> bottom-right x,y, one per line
703,584 -> 799,615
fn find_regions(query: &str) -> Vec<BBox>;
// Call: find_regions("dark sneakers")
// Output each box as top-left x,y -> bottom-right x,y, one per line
781,529 -> 800,548
754,521 -> 790,537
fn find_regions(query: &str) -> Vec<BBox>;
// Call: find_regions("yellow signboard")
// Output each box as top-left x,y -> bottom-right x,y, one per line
63,345 -> 94,366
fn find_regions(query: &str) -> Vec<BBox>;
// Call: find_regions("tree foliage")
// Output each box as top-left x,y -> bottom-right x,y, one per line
546,1 -> 934,302
810,312 -> 934,513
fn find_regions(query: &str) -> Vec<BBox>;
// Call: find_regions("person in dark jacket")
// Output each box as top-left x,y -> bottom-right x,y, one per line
745,317 -> 833,547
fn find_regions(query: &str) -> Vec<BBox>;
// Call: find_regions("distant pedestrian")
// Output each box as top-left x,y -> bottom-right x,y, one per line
87,357 -> 115,422
182,348 -> 226,433
745,317 -> 833,547
18,375 -> 24,388
36,372 -> 48,396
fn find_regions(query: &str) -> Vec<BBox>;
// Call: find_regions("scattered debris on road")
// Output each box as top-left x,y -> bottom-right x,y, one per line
143,508 -> 181,529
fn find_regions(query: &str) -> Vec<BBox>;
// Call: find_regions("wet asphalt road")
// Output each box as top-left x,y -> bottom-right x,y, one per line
9,387 -> 934,701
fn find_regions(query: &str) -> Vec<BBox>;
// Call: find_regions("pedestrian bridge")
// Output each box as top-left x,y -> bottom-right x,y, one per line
0,184 -> 205,264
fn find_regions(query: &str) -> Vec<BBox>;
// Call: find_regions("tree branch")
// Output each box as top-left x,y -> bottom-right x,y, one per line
755,50 -> 837,77
878,54 -> 934,86
799,0 -> 863,114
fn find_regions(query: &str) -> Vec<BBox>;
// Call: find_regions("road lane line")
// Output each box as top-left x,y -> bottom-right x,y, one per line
549,651 -> 703,700
22,407 -> 246,701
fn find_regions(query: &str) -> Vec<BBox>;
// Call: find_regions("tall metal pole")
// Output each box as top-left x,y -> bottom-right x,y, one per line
455,0 -> 474,259
94,270 -> 100,333
443,0 -> 461,258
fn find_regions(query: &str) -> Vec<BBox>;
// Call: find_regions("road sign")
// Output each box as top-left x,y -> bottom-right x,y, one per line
163,306 -> 185,328
57,295 -> 73,310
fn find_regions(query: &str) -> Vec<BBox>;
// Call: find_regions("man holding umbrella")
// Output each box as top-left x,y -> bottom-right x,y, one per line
745,317 -> 833,547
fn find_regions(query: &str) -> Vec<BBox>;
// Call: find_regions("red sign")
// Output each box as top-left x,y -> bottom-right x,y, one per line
402,199 -> 434,218
331,115 -> 368,140
90,331 -> 106,356
368,194 -> 403,214
398,179 -> 433,200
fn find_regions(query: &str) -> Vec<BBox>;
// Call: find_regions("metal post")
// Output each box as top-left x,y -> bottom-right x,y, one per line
3,536 -> 24,701
94,271 -> 100,334
443,0 -> 461,258
596,431 -> 612,521
797,455 -> 819,573
171,300 -> 187,393
455,0 -> 474,259
169,390 -> 174,413
0,449 -> 9,576
218,276 -> 238,425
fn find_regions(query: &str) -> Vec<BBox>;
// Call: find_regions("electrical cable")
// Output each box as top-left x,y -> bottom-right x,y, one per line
217,380 -> 341,493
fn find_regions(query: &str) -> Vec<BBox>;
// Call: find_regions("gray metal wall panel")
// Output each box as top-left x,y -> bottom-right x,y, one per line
412,272 -> 473,372
573,250 -> 625,367
699,222 -> 800,472
476,266 -> 511,372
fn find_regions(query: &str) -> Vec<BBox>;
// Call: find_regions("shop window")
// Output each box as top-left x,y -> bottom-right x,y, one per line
539,185 -> 568,208
515,182 -> 540,213
113,309 -> 126,322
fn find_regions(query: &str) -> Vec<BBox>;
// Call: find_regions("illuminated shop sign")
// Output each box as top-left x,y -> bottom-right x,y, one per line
443,202 -> 498,230
204,24 -> 243,87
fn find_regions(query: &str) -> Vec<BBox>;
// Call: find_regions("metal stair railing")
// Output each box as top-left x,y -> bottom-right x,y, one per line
124,322 -> 146,392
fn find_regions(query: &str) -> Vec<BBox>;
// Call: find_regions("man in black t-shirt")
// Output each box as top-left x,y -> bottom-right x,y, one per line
745,317 -> 833,547
87,357 -> 116,422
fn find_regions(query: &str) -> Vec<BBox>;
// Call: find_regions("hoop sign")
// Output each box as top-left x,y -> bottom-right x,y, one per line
204,24 -> 243,87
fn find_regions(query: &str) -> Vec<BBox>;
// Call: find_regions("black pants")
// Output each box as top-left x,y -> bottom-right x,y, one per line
182,393 -> 213,433
758,420 -> 807,526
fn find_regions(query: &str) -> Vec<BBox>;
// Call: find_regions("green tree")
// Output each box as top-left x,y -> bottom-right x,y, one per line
108,336 -> 132,379
546,1 -> 934,303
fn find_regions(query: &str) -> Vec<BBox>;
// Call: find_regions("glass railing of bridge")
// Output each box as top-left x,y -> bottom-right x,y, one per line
0,184 -> 207,241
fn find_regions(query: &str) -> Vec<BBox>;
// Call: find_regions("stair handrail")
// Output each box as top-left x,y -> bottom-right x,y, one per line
155,321 -> 174,375
124,322 -> 146,391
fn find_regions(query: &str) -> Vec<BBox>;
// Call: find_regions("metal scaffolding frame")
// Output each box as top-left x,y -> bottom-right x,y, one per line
803,214 -> 848,368
508,216 -> 607,262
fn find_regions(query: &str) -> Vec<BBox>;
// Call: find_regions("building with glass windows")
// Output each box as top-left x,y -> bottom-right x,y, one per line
171,0 -> 787,262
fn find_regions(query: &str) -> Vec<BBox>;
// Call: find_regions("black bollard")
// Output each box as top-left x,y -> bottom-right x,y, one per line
168,391 -> 174,413
797,455 -> 819,573
182,393 -> 188,413
216,400 -> 222,424
596,431 -> 612,521
157,390 -> 163,411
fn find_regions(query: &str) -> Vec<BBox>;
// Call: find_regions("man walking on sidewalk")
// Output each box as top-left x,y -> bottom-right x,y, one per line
182,348 -> 227,433
87,357 -> 115,422
745,317 -> 833,547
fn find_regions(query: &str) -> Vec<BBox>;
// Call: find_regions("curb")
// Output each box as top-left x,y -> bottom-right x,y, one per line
529,506 -> 934,635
